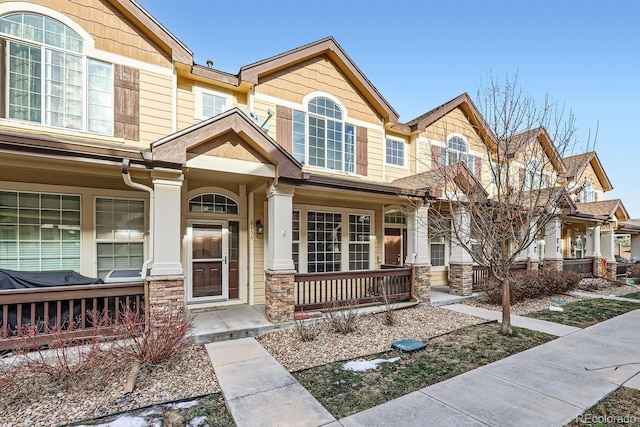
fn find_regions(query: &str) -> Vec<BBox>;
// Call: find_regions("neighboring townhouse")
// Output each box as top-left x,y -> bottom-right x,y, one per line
0,1 -> 635,330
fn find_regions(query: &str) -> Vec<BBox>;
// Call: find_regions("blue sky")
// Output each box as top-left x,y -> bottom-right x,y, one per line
137,0 -> 640,217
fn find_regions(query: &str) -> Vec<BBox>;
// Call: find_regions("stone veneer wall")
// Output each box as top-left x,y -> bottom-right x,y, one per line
265,270 -> 295,323
606,261 -> 618,282
543,259 -> 563,271
449,263 -> 473,296
593,257 -> 605,278
413,265 -> 431,303
146,276 -> 185,325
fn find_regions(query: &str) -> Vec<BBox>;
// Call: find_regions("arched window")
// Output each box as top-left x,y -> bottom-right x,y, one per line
189,194 -> 238,214
581,179 -> 595,202
442,135 -> 475,172
524,160 -> 543,189
384,209 -> 406,224
292,96 -> 355,172
0,12 -> 113,134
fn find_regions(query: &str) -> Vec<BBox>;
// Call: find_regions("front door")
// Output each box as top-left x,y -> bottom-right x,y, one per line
384,228 -> 403,265
190,223 -> 228,301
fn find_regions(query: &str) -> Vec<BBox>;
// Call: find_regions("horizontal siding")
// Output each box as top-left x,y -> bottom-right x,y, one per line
365,127 -> 383,181
176,79 -> 197,131
253,199 -> 266,305
139,70 -> 173,143
431,270 -> 449,286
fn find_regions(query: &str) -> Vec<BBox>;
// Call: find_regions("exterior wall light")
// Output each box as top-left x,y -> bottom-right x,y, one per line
256,219 -> 264,235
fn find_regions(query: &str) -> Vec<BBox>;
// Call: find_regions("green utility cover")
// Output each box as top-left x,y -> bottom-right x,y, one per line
391,339 -> 426,353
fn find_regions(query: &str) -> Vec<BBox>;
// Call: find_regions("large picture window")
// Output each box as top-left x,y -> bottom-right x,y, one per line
307,211 -> 342,273
95,198 -> 144,279
0,12 -> 113,135
292,97 -> 355,173
0,191 -> 81,271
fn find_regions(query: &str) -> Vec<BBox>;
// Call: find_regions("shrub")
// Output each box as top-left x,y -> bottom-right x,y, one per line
629,263 -> 640,280
324,300 -> 361,334
112,305 -> 194,366
479,269 -> 582,305
294,318 -> 323,342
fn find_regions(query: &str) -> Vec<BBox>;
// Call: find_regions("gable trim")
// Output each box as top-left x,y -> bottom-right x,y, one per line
238,37 -> 399,122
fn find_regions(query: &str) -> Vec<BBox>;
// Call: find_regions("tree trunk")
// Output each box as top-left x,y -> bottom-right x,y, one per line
500,277 -> 513,335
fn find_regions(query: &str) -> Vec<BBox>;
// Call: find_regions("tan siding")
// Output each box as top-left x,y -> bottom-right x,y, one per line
431,270 -> 448,286
365,127 -> 383,180
256,56 -> 380,125
423,109 -> 485,153
253,98 -> 279,141
176,79 -> 197,130
384,166 -> 410,182
253,198 -> 266,305
15,0 -> 172,67
138,70 -> 173,144
581,164 -> 604,192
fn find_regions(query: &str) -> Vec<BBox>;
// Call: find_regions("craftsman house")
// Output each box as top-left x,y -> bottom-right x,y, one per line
0,0 -> 636,337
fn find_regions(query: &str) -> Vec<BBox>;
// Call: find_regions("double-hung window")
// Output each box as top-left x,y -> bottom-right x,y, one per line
385,138 -> 405,167
524,160 -> 543,190
0,12 -> 113,135
441,135 -> 474,173
580,179 -> 595,202
292,97 -> 355,173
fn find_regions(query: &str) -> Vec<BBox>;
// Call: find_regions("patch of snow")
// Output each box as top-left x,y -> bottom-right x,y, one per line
343,357 -> 400,372
188,415 -> 209,427
79,414 -> 151,427
165,400 -> 201,410
548,306 -> 564,312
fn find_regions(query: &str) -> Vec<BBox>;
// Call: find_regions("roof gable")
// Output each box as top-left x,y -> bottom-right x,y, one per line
576,199 -> 629,221
238,37 -> 398,122
510,127 -> 566,175
152,108 -> 303,180
563,152 -> 613,191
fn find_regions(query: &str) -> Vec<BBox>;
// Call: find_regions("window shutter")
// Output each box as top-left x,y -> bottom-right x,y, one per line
276,105 -> 293,154
475,156 -> 482,181
356,126 -> 368,176
114,64 -> 139,141
431,145 -> 441,170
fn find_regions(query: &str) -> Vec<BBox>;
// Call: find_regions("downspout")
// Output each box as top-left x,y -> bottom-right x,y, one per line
121,158 -> 154,280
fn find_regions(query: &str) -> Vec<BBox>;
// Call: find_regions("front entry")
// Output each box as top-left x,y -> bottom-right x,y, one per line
188,221 -> 239,302
384,228 -> 406,266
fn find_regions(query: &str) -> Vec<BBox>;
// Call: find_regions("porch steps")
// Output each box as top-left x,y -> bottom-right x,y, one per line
190,305 -> 276,345
429,286 -> 482,307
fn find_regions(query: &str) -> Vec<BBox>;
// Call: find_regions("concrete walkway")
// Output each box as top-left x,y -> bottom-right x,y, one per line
341,309 -> 640,427
205,338 -> 337,427
441,303 -> 582,336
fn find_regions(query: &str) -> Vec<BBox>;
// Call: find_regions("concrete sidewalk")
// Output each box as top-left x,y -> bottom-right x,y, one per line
441,303 -> 582,336
340,309 -> 640,427
205,338 -> 336,427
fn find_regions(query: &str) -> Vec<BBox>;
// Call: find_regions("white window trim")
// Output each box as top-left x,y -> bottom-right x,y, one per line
194,86 -> 233,120
385,136 -> 407,169
93,196 -> 147,278
293,205 -> 375,273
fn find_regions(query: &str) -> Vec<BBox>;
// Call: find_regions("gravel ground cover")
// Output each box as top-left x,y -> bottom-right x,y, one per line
257,305 -> 487,372
463,281 -> 640,315
0,345 -> 219,427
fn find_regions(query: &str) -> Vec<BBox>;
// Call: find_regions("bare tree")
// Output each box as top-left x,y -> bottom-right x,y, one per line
423,75 -> 594,335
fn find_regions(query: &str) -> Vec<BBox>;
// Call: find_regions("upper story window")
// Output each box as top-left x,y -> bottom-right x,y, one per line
385,137 -> 405,167
0,12 -> 113,135
441,135 -> 474,173
580,179 -> 595,202
195,87 -> 231,119
292,97 -> 355,173
524,159 -> 543,189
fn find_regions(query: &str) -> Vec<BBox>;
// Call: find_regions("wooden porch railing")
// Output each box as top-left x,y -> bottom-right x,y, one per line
563,258 -> 594,276
0,282 -> 145,351
294,268 -> 412,311
472,262 -> 528,290
616,262 -> 636,277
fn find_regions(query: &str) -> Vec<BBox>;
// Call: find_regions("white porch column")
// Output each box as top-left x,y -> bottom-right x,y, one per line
450,206 -> 473,264
600,228 -> 615,261
405,203 -> 429,265
631,235 -> 640,261
585,227 -> 594,257
527,225 -> 539,263
151,173 -> 184,276
592,225 -> 602,257
544,217 -> 562,260
265,184 -> 295,271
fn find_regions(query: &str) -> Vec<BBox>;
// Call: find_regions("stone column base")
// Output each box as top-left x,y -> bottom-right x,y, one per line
543,259 -> 563,271
449,263 -> 473,296
265,270 -> 295,323
413,264 -> 431,303
146,275 -> 186,326
593,257 -> 605,278
527,259 -> 539,271
606,261 -> 618,282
